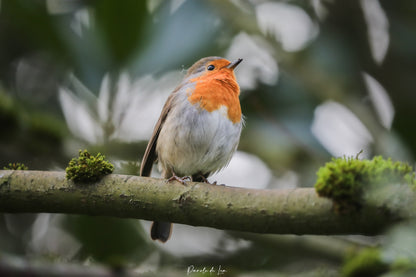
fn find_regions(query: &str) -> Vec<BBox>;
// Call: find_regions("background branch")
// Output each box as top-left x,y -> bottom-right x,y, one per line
0,253 -> 136,277
0,170 -> 407,236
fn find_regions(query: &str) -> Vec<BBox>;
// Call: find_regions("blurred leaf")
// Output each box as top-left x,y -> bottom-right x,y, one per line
0,89 -> 68,169
1,0 -> 73,64
92,0 -> 149,68
383,222 -> 416,263
63,215 -> 153,267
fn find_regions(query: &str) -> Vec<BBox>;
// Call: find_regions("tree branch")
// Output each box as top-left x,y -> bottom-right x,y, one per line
0,170 -> 408,235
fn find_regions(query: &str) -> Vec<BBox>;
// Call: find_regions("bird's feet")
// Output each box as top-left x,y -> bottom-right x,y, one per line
198,175 -> 217,185
167,174 -> 192,185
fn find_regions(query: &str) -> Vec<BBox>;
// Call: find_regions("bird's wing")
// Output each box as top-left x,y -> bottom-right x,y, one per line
139,92 -> 176,177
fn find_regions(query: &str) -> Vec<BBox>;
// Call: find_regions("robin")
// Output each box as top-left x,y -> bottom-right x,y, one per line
140,56 -> 243,242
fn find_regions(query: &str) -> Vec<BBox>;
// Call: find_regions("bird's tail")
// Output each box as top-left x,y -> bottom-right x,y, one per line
150,221 -> 172,243
150,174 -> 208,243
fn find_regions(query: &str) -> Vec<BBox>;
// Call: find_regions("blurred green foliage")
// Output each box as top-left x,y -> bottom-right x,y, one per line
3,162 -> 28,170
62,215 -> 153,267
1,0 -> 416,276
342,248 -> 388,277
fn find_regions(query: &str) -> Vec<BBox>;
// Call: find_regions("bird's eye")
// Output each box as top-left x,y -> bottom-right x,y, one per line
207,65 -> 215,71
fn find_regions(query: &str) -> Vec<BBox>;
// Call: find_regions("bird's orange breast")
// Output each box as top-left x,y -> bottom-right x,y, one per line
187,72 -> 241,124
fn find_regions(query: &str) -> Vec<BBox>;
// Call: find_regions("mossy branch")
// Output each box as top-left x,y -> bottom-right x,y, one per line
0,170 -> 412,235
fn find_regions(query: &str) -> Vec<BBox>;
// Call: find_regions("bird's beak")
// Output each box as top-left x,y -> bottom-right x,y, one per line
226,58 -> 243,70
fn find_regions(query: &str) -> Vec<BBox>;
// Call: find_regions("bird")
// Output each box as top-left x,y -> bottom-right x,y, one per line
140,56 -> 243,243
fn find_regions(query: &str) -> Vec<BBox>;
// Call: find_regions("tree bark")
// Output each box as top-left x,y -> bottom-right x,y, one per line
0,170 -> 407,235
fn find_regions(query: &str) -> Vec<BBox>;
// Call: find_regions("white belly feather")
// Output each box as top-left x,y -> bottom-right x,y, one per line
156,93 -> 242,177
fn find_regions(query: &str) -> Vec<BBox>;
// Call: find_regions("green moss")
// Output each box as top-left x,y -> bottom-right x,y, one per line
66,150 -> 114,183
315,156 -> 416,213
3,163 -> 28,170
390,257 -> 416,274
342,248 -> 416,277
341,248 -> 388,277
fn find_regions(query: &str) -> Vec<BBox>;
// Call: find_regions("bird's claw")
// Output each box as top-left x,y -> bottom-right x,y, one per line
199,175 -> 217,185
167,175 -> 191,185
